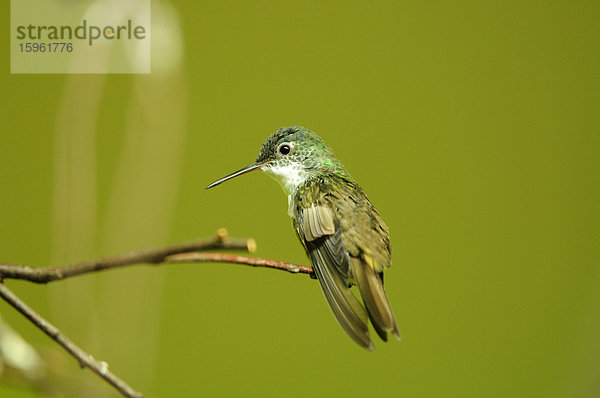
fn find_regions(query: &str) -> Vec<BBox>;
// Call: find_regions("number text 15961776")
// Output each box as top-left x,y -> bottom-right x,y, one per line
19,42 -> 73,53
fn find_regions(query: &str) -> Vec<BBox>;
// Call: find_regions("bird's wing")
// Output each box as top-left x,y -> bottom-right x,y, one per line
298,204 -> 373,350
302,205 -> 335,241
325,181 -> 401,342
302,205 -> 346,279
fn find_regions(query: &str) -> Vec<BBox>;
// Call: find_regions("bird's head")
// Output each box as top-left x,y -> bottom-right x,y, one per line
207,126 -> 348,194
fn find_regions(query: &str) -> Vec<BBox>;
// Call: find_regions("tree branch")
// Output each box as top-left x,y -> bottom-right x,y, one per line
0,282 -> 143,398
0,229 -> 255,283
0,229 -> 313,397
166,252 -> 313,274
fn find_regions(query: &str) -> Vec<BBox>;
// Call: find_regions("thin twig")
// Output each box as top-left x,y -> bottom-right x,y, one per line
0,229 -> 313,398
0,229 -> 255,283
166,252 -> 314,274
0,282 -> 143,398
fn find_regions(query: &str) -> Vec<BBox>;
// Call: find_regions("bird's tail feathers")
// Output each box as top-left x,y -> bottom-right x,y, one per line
350,256 -> 401,340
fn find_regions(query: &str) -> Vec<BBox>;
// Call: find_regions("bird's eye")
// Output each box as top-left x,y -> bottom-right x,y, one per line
278,143 -> 291,155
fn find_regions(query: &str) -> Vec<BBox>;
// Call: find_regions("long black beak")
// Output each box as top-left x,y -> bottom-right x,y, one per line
205,162 -> 264,189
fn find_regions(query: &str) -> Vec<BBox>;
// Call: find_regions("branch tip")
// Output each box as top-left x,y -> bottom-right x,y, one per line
216,228 -> 228,241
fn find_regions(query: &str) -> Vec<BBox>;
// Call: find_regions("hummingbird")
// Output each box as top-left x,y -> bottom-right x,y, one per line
206,126 -> 400,350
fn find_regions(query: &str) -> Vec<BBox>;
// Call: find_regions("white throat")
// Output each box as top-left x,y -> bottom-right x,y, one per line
263,163 -> 309,195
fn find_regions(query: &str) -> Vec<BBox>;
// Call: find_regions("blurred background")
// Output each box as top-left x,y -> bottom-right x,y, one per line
1,1 -> 599,397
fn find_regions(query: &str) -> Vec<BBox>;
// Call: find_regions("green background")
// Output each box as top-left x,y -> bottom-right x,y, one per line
1,1 -> 599,397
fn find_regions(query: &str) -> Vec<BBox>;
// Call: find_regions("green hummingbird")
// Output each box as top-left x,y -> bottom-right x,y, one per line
206,126 -> 400,350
